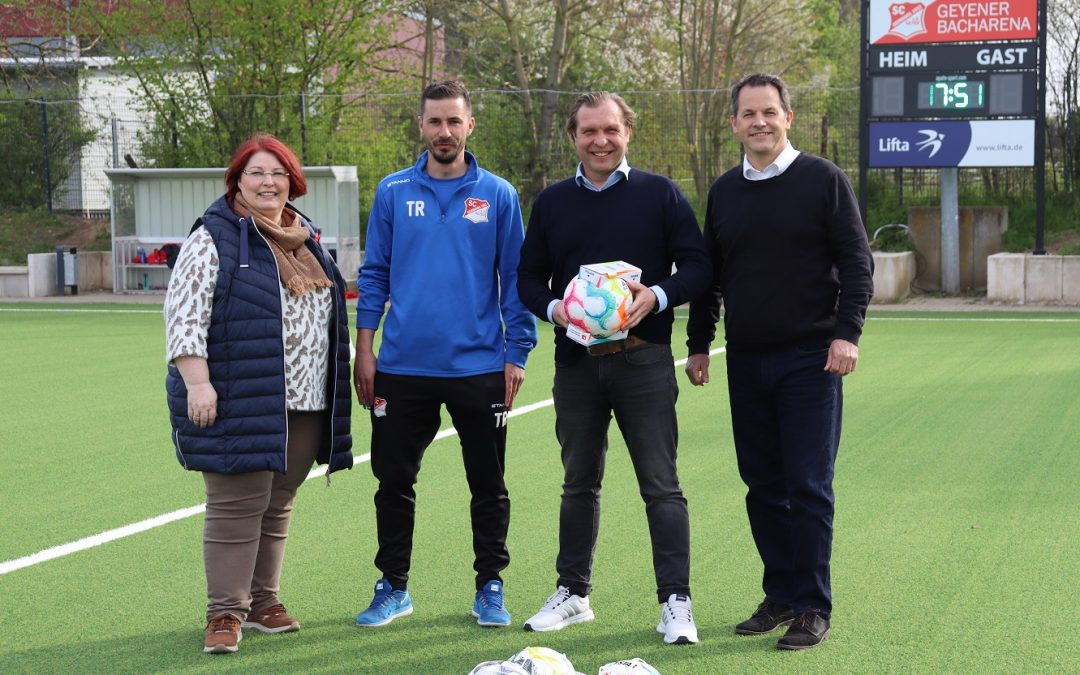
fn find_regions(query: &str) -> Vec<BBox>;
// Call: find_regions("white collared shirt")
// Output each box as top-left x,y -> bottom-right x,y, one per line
575,157 -> 631,191
743,141 -> 801,181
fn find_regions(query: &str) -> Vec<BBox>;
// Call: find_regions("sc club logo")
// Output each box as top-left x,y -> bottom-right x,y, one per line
878,129 -> 946,158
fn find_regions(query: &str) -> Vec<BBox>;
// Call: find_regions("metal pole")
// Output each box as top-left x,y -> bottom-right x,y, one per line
111,115 -> 120,168
300,91 -> 308,165
940,168 -> 960,294
1033,0 -> 1047,255
41,101 -> 53,212
857,0 -> 870,226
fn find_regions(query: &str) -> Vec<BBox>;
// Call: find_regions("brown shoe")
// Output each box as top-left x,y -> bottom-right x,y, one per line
204,613 -> 242,653
242,603 -> 301,634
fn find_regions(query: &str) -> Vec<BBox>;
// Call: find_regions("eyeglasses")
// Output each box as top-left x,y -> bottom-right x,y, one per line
242,170 -> 290,180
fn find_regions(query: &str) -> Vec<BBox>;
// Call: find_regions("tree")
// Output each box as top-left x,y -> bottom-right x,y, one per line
421,0 -> 641,201
65,0 -> 395,167
1048,0 -> 1080,191
0,93 -> 96,210
664,0 -> 815,202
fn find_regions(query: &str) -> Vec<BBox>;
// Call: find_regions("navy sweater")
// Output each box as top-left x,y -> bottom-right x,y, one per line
518,169 -> 712,364
686,153 -> 874,354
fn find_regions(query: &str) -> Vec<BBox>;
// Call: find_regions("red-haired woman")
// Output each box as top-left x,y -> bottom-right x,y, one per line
164,134 -> 353,654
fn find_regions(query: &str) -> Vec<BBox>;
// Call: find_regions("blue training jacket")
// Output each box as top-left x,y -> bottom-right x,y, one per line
166,195 -> 353,475
357,151 -> 536,376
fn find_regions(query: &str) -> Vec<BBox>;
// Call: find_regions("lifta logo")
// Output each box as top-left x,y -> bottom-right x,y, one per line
916,129 -> 946,157
879,137 -> 910,152
463,197 -> 490,223
373,397 -> 388,418
887,2 -> 927,40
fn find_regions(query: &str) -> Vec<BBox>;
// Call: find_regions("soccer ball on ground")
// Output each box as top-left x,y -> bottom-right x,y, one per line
468,660 -> 531,675
562,274 -> 633,339
507,646 -> 582,675
597,658 -> 661,675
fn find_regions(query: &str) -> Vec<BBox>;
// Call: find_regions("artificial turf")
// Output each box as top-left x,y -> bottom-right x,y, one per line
1,304 -> 1078,673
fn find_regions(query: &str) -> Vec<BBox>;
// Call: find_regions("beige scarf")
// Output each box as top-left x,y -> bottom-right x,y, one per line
233,192 -> 333,295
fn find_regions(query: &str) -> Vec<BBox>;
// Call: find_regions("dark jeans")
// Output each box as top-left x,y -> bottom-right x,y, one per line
552,342 -> 690,603
725,345 -> 843,619
369,371 -> 509,591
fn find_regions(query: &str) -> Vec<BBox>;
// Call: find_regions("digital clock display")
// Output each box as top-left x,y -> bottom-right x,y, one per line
867,72 -> 1033,119
917,80 -> 986,110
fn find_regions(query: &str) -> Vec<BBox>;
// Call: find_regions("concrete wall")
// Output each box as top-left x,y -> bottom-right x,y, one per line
909,207 -> 1007,291
0,250 -> 113,297
0,266 -> 29,297
871,251 -> 915,303
27,253 -> 57,297
988,253 -> 1080,305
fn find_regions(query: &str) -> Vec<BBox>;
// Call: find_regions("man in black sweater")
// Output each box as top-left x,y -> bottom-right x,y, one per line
685,73 -> 874,651
517,91 -> 711,645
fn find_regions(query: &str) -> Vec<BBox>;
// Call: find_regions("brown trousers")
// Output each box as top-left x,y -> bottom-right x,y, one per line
202,411 -> 322,621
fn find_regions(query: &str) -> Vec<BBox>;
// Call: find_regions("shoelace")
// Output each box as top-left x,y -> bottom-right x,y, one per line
479,590 -> 504,609
208,615 -> 240,633
255,604 -> 286,618
665,601 -> 693,623
753,601 -> 775,617
541,587 -> 572,611
369,589 -> 398,611
795,611 -> 818,628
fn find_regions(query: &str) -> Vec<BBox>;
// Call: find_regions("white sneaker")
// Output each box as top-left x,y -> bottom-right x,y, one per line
657,593 -> 699,644
523,586 -> 595,632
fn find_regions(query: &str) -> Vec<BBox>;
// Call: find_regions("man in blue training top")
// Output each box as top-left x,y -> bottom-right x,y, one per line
517,91 -> 711,645
353,80 -> 537,629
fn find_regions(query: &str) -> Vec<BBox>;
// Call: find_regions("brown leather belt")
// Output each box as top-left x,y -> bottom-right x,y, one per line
585,335 -> 648,356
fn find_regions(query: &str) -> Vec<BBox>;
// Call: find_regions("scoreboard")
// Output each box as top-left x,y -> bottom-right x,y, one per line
862,0 -> 1041,168
868,41 -> 1038,120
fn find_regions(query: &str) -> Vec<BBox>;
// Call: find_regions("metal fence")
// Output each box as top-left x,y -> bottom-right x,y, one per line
2,87 -> 1065,225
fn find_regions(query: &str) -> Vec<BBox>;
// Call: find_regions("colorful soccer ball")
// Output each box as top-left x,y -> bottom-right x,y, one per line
507,647 -> 580,675
562,274 -> 633,339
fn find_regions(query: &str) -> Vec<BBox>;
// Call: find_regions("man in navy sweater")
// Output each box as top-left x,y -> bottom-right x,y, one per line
518,91 -> 711,645
685,73 -> 874,650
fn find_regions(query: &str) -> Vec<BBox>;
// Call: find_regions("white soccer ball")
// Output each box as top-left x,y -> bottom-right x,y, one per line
507,646 -> 582,675
562,274 -> 633,339
597,657 -> 661,675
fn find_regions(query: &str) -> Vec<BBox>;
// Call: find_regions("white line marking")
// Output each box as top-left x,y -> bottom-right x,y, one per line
0,347 -> 725,576
0,307 -> 162,314
870,316 -> 1080,322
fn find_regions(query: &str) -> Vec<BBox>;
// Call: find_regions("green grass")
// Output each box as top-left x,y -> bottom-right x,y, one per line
1,304 -> 1079,673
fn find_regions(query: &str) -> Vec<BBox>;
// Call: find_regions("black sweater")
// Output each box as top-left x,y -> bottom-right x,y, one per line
518,169 -> 712,364
686,153 -> 874,354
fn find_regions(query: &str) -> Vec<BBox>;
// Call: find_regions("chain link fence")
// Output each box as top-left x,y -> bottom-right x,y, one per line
2,87 -> 1066,229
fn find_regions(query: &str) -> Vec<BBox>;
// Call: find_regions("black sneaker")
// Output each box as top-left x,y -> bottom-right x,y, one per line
776,610 -> 830,650
734,601 -> 795,635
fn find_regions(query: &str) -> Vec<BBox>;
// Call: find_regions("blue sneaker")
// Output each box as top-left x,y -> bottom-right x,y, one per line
472,580 -> 511,627
355,578 -> 413,627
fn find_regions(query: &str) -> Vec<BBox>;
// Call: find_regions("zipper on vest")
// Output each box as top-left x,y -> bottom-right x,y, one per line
239,216 -> 251,268
172,428 -> 190,469
325,268 -> 339,488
